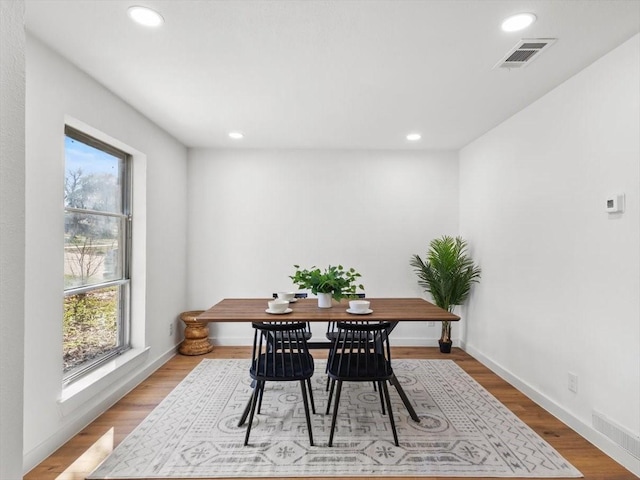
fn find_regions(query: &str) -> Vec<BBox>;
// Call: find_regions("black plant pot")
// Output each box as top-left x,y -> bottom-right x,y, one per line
438,339 -> 452,354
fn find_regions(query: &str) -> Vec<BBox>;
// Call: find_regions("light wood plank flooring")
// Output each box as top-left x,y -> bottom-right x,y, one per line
25,347 -> 637,480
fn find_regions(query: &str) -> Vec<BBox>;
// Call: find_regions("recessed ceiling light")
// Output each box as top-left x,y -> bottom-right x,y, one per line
501,13 -> 536,32
406,133 -> 421,141
127,6 -> 164,27
228,131 -> 244,139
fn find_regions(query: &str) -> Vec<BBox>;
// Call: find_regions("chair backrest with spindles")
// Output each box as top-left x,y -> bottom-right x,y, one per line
327,321 -> 393,381
250,322 -> 314,381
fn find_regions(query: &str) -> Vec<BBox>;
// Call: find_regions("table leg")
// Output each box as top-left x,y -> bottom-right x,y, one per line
386,321 -> 420,422
389,374 -> 420,422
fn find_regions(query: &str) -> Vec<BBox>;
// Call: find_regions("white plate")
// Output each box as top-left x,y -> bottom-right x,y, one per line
346,308 -> 373,315
265,308 -> 293,315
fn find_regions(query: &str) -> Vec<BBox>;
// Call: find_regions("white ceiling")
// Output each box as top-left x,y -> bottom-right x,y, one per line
25,0 -> 640,150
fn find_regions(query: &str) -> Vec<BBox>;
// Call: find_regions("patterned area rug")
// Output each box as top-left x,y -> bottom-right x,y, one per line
88,359 -> 582,478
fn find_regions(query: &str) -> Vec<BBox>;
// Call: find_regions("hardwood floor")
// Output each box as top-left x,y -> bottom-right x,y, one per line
25,347 -> 637,480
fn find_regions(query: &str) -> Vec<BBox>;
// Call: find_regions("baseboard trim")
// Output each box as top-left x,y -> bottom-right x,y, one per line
23,345 -> 178,475
461,341 -> 640,477
211,336 -> 446,347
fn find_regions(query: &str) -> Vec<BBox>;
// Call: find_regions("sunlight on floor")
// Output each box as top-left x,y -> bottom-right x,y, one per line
55,428 -> 114,480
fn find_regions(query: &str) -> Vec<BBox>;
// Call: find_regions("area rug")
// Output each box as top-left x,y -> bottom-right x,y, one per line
88,359 -> 582,478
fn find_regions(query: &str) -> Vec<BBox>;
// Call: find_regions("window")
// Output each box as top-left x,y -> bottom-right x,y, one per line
63,126 -> 131,384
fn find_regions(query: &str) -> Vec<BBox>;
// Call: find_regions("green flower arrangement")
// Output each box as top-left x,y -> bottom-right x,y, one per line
290,264 -> 364,302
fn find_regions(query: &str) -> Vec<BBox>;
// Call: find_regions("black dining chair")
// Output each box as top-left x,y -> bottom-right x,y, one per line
325,321 -> 399,447
325,292 -> 366,344
324,294 -> 371,391
243,321 -> 316,446
271,292 -> 312,341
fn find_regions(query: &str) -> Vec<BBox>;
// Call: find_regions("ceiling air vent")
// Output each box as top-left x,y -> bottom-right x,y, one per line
494,38 -> 557,69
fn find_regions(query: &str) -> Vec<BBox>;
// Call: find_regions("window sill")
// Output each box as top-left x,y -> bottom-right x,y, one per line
57,346 -> 150,417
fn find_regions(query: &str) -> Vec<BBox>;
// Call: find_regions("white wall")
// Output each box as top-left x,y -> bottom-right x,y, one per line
187,149 -> 459,345
23,36 -> 189,471
0,1 -> 26,479
460,34 -> 640,474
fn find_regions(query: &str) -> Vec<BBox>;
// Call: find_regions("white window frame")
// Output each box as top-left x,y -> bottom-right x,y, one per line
58,117 -> 148,413
63,125 -> 132,385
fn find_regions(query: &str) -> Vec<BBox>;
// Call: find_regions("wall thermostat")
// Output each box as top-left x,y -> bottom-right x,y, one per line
606,194 -> 625,213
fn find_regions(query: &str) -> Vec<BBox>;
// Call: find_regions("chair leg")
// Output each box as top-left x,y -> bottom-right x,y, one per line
325,351 -> 333,391
306,378 -> 316,414
378,381 -> 386,415
326,379 -> 336,415
299,380 -> 314,446
238,382 -> 255,427
381,380 -> 399,446
328,380 -> 343,447
244,381 -> 262,446
257,381 -> 265,414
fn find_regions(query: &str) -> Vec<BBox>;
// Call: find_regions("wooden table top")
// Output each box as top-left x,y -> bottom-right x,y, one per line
197,297 -> 460,323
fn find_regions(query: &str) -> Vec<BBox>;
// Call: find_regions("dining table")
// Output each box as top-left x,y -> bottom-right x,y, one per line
197,297 -> 460,424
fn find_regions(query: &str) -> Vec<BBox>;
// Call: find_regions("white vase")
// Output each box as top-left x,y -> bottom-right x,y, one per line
317,292 -> 333,308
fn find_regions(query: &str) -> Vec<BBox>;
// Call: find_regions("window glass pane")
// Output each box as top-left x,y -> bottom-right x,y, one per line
64,212 -> 123,289
63,127 -> 130,383
63,286 -> 121,374
64,136 -> 123,213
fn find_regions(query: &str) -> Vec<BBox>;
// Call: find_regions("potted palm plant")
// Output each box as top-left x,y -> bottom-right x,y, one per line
290,264 -> 364,308
410,236 -> 481,353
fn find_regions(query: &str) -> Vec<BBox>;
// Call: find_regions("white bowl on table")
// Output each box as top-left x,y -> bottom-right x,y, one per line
268,299 -> 290,313
348,300 -> 370,313
277,292 -> 296,302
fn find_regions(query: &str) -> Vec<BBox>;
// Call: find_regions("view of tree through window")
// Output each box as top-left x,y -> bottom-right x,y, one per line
63,127 -> 131,382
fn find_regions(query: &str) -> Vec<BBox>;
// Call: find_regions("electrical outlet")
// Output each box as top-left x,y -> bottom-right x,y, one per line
568,372 -> 578,393
169,322 -> 174,336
